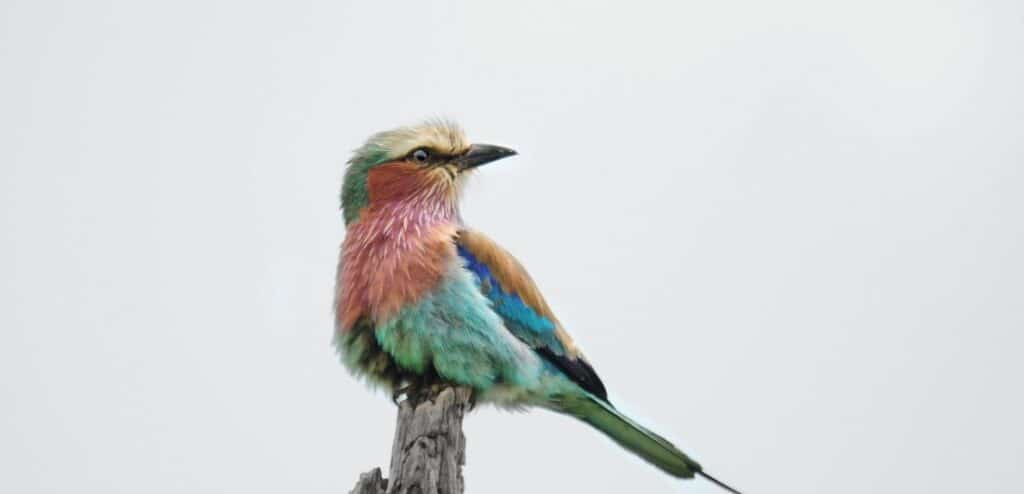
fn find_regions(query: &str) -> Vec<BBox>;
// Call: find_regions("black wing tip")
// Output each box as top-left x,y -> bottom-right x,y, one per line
696,471 -> 743,494
534,347 -> 609,401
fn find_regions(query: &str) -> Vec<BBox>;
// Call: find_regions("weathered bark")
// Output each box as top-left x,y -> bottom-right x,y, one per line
349,468 -> 387,494
350,386 -> 472,494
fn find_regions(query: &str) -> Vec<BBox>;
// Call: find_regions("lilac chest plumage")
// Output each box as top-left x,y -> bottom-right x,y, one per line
335,162 -> 460,331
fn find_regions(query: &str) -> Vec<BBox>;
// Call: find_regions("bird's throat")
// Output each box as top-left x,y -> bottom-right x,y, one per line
335,196 -> 459,332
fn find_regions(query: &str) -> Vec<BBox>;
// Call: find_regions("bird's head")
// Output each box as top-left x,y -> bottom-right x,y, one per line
341,120 -> 517,225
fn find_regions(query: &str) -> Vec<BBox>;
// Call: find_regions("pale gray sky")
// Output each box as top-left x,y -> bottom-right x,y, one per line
2,1 -> 1022,493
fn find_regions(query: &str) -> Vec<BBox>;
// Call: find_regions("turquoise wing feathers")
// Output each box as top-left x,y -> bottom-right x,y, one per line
456,230 -> 608,401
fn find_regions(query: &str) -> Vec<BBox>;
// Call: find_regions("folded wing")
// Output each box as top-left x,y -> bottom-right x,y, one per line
456,230 -> 608,401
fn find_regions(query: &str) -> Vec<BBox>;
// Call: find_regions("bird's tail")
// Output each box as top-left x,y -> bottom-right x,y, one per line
559,392 -> 742,493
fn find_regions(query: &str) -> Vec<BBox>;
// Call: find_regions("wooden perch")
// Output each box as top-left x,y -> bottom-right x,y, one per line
350,386 -> 473,494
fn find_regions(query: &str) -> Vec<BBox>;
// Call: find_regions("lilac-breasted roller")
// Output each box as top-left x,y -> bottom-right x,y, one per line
335,121 -> 740,493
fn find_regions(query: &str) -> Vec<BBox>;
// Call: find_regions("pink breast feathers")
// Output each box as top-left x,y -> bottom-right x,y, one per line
335,162 -> 460,331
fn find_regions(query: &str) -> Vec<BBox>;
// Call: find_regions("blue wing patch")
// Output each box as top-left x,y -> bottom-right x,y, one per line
457,244 -> 568,355
457,241 -> 609,401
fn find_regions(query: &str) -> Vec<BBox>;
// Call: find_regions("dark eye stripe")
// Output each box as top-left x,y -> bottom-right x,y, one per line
408,147 -> 454,165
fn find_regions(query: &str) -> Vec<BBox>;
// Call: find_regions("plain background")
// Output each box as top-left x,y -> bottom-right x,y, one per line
2,1 -> 1022,493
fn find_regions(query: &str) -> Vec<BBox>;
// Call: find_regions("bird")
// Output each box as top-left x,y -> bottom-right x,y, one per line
334,120 -> 741,493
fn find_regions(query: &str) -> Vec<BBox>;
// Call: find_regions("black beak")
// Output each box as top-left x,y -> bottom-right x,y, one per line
456,144 -> 517,170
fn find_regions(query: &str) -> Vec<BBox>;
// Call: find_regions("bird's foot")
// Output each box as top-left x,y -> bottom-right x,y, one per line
391,384 -> 412,405
392,378 -> 436,406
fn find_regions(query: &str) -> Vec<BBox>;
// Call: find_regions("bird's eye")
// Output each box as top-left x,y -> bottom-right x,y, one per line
411,148 -> 430,163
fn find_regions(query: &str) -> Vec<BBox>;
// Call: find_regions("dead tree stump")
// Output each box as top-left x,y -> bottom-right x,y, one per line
350,386 -> 473,494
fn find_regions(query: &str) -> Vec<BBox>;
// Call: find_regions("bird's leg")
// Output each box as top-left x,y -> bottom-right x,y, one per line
417,374 -> 438,404
408,371 -> 446,405
395,375 -> 476,411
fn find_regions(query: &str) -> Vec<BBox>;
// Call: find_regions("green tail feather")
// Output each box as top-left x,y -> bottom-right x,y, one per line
560,392 -> 702,479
